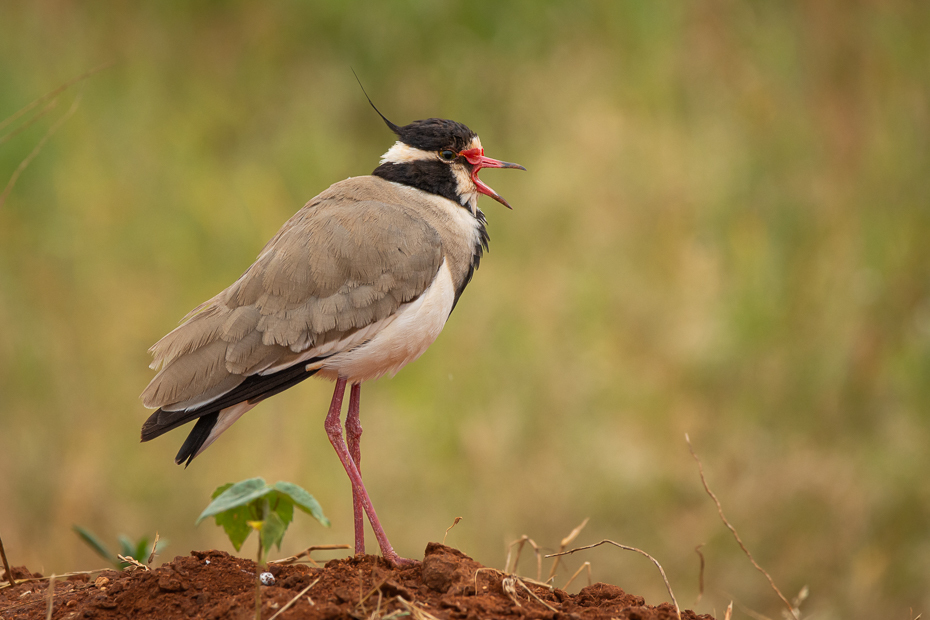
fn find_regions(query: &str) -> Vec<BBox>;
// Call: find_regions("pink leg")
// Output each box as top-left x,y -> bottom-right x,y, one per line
324,378 -> 415,566
345,382 -> 365,555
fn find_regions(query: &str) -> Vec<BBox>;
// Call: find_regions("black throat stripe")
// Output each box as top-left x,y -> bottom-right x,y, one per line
373,160 -> 466,208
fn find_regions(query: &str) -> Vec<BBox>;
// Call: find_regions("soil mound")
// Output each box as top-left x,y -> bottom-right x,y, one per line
1,543 -> 713,619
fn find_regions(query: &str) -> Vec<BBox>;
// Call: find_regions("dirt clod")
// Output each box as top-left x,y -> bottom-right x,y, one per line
0,544 -> 714,619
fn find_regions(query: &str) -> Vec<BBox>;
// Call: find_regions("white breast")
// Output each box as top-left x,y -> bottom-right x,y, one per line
313,259 -> 456,383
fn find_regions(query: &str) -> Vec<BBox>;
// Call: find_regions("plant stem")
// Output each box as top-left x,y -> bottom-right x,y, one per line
255,536 -> 263,620
0,530 -> 16,587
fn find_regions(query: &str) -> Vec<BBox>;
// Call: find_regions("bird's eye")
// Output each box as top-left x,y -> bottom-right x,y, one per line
439,150 -> 457,162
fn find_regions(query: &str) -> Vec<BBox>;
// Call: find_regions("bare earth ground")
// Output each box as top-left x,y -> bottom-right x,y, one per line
0,543 -> 713,620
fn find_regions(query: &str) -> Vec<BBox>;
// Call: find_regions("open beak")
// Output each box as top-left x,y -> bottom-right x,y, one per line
459,147 -> 525,209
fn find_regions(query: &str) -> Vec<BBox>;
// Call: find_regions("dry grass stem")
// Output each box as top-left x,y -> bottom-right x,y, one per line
44,575 -> 55,620
546,540 -> 681,620
1,567 -> 112,590
473,567 -> 495,595
0,97 -> 59,147
694,543 -> 706,604
369,589 -> 383,620
518,576 -> 554,590
270,543 -> 351,565
0,532 -> 15,587
730,597 -> 773,620
0,60 -> 113,134
502,576 -> 521,607
355,577 -> 389,613
546,518 -> 589,582
562,561 -> 591,591
442,517 -> 463,545
517,579 -> 558,612
147,532 -> 160,565
267,577 -> 321,620
396,596 -> 441,620
724,601 -> 733,620
789,585 -> 809,617
0,94 -> 82,209
504,535 -> 542,580
116,555 -> 149,572
685,434 -> 800,620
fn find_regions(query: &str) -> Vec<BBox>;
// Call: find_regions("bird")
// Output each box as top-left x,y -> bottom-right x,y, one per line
139,99 -> 524,566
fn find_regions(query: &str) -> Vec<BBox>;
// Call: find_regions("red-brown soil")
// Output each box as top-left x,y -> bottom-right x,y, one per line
1,543 -> 713,620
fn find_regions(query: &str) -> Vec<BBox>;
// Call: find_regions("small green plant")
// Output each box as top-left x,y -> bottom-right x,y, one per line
72,526 -> 166,569
198,477 -> 329,620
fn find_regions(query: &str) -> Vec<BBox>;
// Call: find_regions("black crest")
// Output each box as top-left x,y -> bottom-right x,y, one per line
354,72 -> 476,152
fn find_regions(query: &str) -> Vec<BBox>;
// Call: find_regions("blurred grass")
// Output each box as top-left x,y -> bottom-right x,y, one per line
1,1 -> 929,618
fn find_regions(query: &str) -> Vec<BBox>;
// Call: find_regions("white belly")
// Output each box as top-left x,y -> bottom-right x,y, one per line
314,260 -> 455,383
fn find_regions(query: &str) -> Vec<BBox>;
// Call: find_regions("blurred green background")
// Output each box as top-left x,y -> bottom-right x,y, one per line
1,2 -> 928,618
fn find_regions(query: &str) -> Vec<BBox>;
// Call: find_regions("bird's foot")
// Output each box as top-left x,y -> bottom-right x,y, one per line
383,551 -> 419,568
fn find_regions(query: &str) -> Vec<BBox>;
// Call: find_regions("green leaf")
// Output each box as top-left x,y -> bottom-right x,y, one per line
260,510 -> 287,557
197,478 -> 270,524
72,525 -> 117,565
272,481 -> 330,527
270,492 -> 294,529
211,482 -> 234,499
213,503 -> 255,551
118,535 -> 138,559
132,537 -> 151,562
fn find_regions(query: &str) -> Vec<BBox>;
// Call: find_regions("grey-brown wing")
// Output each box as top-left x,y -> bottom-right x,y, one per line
141,196 -> 443,411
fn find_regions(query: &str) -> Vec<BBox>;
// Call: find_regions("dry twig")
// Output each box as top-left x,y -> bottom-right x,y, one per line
442,517 -> 462,545
270,544 -> 350,565
505,535 -> 542,580
117,555 -> 149,572
267,577 -> 320,620
517,578 -> 558,612
0,531 -> 15,587
395,596 -> 441,620
547,540 -> 681,620
685,434 -> 800,620
45,575 -> 55,620
695,543 -> 706,604
562,561 -> 591,591
147,533 -> 160,565
547,518 -> 589,582
355,577 -> 389,613
501,576 -> 521,607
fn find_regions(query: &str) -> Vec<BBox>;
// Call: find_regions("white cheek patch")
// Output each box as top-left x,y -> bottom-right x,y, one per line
380,141 -> 433,165
452,165 -> 478,215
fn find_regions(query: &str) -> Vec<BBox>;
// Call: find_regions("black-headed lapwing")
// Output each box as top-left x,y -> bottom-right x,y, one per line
141,103 -> 524,566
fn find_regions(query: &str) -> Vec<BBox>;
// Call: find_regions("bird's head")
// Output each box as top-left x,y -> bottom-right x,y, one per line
371,113 -> 525,215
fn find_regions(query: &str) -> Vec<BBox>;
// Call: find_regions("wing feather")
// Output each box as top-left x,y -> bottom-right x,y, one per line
142,179 -> 444,415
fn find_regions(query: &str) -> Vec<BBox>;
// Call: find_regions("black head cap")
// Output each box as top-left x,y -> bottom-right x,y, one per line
391,117 -> 477,152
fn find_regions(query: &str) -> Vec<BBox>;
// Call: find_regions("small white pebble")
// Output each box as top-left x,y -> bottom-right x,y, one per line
260,572 -> 275,586
205,559 -> 210,564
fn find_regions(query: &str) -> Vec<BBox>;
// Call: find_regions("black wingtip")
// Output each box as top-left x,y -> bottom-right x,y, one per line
352,68 -> 402,136
174,412 -> 218,467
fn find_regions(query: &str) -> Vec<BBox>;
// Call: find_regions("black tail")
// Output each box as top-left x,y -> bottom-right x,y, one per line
141,360 -> 323,466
